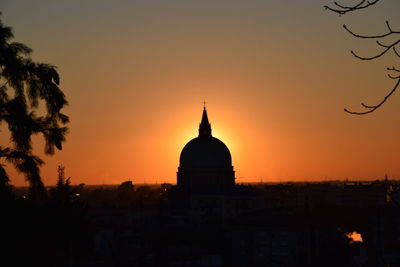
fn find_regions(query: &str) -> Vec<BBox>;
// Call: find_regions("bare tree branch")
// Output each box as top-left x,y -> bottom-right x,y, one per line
325,2 -> 400,114
393,47 -> 400,58
387,66 -> 400,72
385,20 -> 393,32
334,0 -> 367,9
350,39 -> 400,60
344,75 -> 400,115
343,21 -> 400,61
343,19 -> 400,113
376,40 -> 389,48
324,0 -> 381,15
343,22 -> 400,39
388,73 -> 400,79
387,66 -> 400,79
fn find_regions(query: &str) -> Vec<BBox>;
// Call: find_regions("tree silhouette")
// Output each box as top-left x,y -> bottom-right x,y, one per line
49,165 -> 77,204
325,0 -> 400,114
0,13 -> 68,198
1,166 -> 92,267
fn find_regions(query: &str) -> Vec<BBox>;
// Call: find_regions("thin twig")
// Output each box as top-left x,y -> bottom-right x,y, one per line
393,47 -> 400,58
324,0 -> 381,15
386,21 -> 393,32
345,77 -> 400,115
343,22 -> 400,39
387,67 -> 400,79
334,0 -> 366,10
388,73 -> 400,79
351,39 -> 400,60
376,40 -> 389,48
387,66 -> 400,72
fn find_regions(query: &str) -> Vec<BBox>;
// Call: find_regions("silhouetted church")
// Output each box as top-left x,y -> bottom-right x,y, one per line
177,107 -> 235,191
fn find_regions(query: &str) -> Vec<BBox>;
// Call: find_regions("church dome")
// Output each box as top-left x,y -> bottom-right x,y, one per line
179,107 -> 232,168
180,136 -> 232,168
177,106 -> 235,189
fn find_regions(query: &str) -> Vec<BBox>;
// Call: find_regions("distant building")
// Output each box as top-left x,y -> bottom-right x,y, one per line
177,107 -> 235,191
118,181 -> 134,192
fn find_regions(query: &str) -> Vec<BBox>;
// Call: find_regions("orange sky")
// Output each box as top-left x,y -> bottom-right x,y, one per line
1,0 -> 400,186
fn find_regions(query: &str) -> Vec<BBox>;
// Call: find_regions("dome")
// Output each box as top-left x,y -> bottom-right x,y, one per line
180,136 -> 232,168
177,106 -> 235,190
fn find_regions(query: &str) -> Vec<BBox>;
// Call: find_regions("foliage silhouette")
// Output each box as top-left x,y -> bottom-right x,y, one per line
0,13 -> 68,197
49,165 -> 82,204
0,167 -> 92,267
325,0 -> 400,114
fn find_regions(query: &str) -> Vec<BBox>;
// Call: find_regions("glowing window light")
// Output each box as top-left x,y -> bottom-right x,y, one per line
347,231 -> 363,243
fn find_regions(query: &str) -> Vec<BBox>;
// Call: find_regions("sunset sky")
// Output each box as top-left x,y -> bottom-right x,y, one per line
1,0 -> 400,186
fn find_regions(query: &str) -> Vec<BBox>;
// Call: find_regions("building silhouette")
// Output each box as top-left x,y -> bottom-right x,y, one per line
177,107 -> 235,191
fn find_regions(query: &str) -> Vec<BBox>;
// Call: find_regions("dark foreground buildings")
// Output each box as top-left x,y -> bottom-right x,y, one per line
2,108 -> 400,267
80,108 -> 399,267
